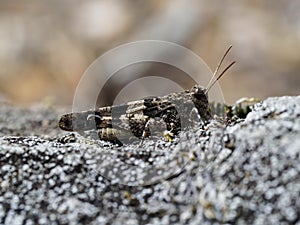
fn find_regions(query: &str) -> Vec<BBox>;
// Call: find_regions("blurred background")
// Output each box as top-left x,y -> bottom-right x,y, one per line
0,0 -> 299,106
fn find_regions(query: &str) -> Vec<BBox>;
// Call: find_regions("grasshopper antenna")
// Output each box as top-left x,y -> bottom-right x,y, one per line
206,45 -> 232,90
205,45 -> 235,94
205,61 -> 236,94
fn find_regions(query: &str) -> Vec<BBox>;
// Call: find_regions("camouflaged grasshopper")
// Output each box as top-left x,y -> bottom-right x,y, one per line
59,46 -> 254,144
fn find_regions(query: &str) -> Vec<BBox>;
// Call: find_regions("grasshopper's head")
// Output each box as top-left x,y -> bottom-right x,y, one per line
190,46 -> 236,121
190,85 -> 208,101
190,84 -> 211,121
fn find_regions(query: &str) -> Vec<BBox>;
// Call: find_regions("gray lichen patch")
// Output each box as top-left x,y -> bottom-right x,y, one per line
0,96 -> 299,225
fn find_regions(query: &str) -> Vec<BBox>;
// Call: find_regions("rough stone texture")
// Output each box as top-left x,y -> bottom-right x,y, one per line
0,96 -> 299,225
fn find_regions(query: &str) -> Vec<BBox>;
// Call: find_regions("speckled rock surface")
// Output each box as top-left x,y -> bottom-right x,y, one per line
0,96 -> 299,225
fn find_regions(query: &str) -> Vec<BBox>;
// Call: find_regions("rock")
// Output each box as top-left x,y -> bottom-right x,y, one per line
0,96 -> 299,225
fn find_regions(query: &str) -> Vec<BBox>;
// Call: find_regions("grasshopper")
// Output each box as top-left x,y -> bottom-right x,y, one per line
59,46 -> 237,144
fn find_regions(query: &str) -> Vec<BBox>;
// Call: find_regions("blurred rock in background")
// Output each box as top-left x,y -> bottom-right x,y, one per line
0,0 -> 299,106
